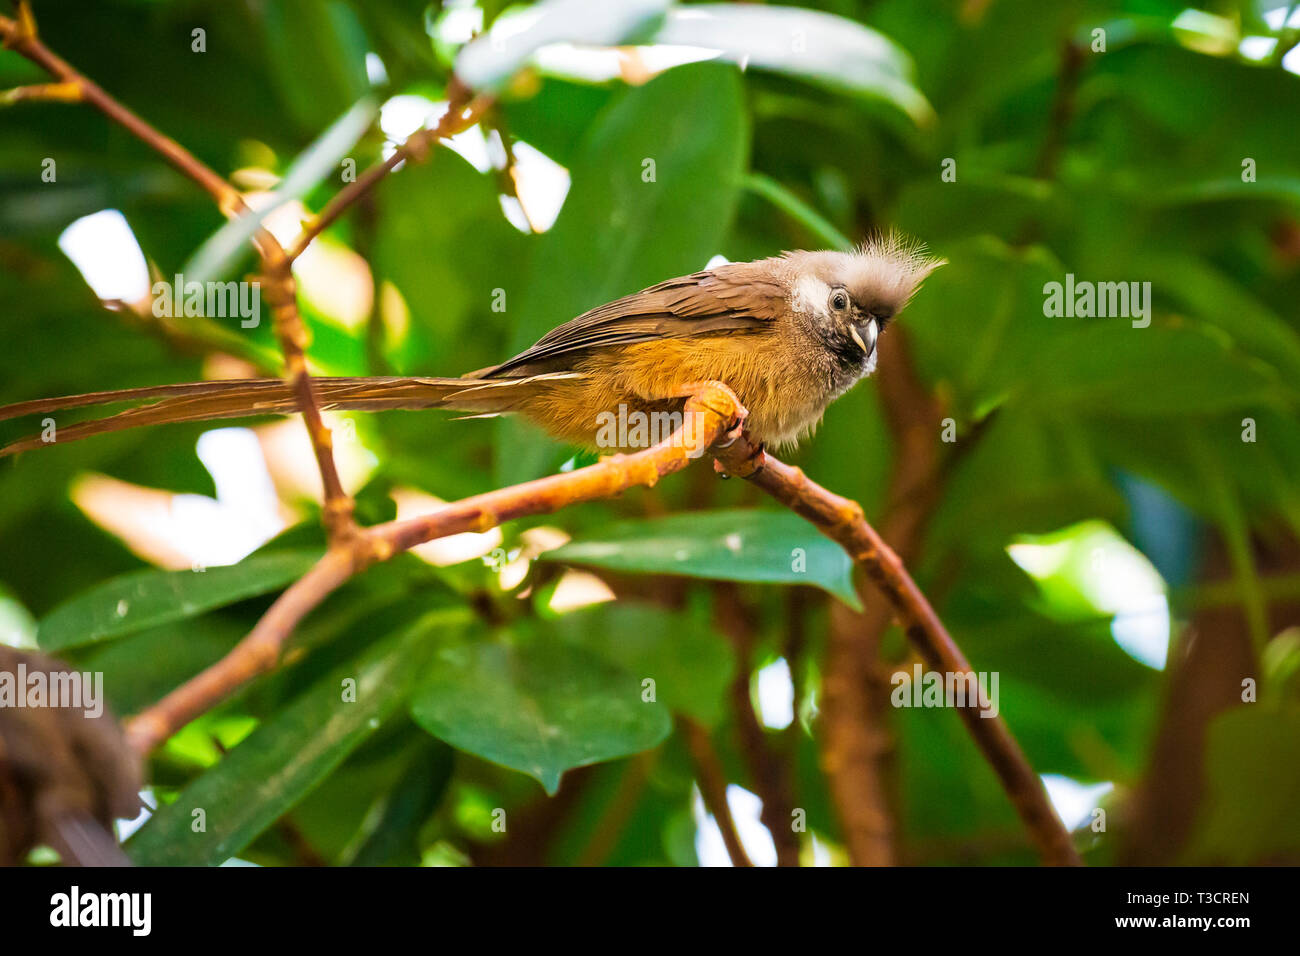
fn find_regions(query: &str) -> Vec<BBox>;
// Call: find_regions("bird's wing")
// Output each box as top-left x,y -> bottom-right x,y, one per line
483,260 -> 788,377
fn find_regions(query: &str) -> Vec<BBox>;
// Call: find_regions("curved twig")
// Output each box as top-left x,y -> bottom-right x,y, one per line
124,390 -> 740,755
711,436 -> 1082,866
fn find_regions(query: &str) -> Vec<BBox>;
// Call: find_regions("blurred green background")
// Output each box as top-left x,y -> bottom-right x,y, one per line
2,0 -> 1299,866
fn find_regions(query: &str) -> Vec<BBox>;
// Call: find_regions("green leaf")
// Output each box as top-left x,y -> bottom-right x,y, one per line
543,509 -> 862,609
1189,705 -> 1300,864
456,0 -> 671,92
36,550 -> 322,652
372,148 -> 527,370
81,618 -> 245,716
182,96 -> 379,284
1139,254 -> 1300,386
410,640 -> 671,794
1147,176 -> 1300,207
1020,323 -> 1293,416
344,736 -> 453,866
514,60 -> 746,328
743,172 -> 853,251
260,0 -> 373,131
555,601 -> 735,726
655,4 -> 932,124
499,78 -> 618,168
127,615 -> 453,865
498,61 -> 748,482
928,409 -> 1120,557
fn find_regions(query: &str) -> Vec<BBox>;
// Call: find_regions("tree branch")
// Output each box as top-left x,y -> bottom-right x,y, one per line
818,331 -> 947,866
7,5 -> 1074,867
286,82 -> 494,262
1,7 -> 241,214
713,582 -> 800,866
1,80 -> 81,105
680,717 -> 753,867
120,372 -> 1074,866
1,3 -> 357,542
124,388 -> 741,756
711,435 -> 1082,866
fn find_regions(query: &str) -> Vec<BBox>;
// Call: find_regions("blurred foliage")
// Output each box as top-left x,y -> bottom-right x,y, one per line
2,0 -> 1299,866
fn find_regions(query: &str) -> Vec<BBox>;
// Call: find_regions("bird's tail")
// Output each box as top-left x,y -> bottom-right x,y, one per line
0,373 -> 573,458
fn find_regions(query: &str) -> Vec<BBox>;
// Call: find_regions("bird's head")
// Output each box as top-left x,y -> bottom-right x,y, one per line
787,232 -> 945,376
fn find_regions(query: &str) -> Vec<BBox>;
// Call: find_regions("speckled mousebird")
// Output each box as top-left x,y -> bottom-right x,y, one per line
0,233 -> 943,457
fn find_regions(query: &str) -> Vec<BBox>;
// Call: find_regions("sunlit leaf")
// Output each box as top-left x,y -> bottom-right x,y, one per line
182,97 -> 379,283
655,4 -> 932,123
456,0 -> 670,91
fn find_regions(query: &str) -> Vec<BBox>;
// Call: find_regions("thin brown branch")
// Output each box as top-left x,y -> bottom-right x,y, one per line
823,599 -> 896,865
120,375 -> 1073,865
818,332 -> 945,866
487,109 -> 540,234
574,751 -> 657,866
711,435 -> 1082,867
1,4 -> 355,542
713,582 -> 800,866
286,82 -> 493,262
124,387 -> 741,756
1,80 -> 81,104
258,254 -> 355,540
1,7 -> 241,214
680,717 -> 753,867
1035,39 -> 1086,182
270,82 -> 495,532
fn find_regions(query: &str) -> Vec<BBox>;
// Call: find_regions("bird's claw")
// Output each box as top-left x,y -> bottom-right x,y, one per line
714,420 -> 746,449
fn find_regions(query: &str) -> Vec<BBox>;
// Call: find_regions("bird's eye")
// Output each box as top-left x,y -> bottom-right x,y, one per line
830,290 -> 850,312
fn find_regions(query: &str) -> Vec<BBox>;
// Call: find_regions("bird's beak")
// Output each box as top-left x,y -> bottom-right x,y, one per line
850,317 -> 878,356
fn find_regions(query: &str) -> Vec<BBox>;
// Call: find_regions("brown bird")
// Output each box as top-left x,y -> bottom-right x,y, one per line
0,234 -> 942,458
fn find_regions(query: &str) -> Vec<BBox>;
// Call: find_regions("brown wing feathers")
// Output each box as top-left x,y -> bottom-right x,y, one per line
484,263 -> 784,376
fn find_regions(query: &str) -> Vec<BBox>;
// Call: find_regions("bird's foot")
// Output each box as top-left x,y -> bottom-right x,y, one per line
713,438 -> 765,479
668,380 -> 748,429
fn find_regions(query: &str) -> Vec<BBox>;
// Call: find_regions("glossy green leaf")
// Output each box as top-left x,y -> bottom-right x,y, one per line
1019,324 -> 1293,415
456,0 -> 670,91
544,509 -> 862,609
82,617 -> 245,716
497,61 -> 747,482
344,736 -> 454,866
410,640 -> 671,794
371,147 -> 527,369
1139,254 -> 1300,385
655,4 -> 932,123
554,601 -> 735,726
509,61 -> 745,346
127,616 -> 453,865
36,550 -> 323,652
